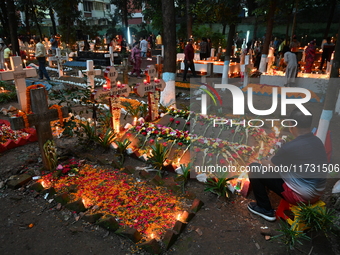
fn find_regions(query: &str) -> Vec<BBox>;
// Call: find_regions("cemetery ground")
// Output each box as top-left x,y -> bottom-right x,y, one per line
0,67 -> 340,255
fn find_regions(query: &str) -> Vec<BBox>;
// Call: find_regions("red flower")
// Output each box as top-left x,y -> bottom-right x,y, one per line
208,153 -> 213,157
231,129 -> 235,133
175,120 -> 180,125
162,142 -> 167,147
178,142 -> 183,146
232,153 -> 238,158
169,118 -> 174,122
149,139 -> 154,144
195,148 -> 201,152
142,132 -> 147,136
154,130 -> 159,134
219,159 -> 226,164
186,122 -> 190,125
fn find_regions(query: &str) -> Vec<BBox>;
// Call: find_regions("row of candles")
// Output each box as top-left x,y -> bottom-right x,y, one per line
2,60 -> 27,71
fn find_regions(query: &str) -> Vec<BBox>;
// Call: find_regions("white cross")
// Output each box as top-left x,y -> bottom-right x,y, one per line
0,56 -> 37,112
48,48 -> 69,77
134,65 -> 166,121
104,46 -> 118,66
242,55 -> 253,87
104,66 -> 131,133
82,60 -> 101,90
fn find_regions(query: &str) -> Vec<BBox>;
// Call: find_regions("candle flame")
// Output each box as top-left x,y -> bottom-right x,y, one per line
176,213 -> 181,221
150,233 -> 155,239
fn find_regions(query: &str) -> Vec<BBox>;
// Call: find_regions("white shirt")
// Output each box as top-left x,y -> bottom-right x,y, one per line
140,39 -> 148,53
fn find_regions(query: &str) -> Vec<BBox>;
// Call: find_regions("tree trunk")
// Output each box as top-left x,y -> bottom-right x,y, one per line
290,0 -> 299,42
316,16 -> 340,143
49,8 -> 57,35
0,0 -> 9,38
225,23 -> 236,61
259,0 -> 276,72
32,5 -> 42,39
186,0 -> 192,39
160,0 -> 177,108
6,0 -> 20,56
25,8 -> 31,37
222,23 -> 227,35
323,0 -> 336,39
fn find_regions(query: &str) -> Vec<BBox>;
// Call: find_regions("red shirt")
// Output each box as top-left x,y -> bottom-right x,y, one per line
184,44 -> 194,61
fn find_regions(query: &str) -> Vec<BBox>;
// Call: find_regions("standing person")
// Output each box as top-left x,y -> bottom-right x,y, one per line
129,43 -> 142,78
0,38 -> 6,69
304,41 -> 316,73
35,38 -> 51,80
4,44 -> 12,70
121,37 -> 127,53
156,32 -> 162,48
50,34 -> 59,54
283,46 -> 297,87
140,37 -> 148,58
183,39 -> 197,82
199,37 -> 208,60
247,108 -> 328,222
319,37 -> 335,72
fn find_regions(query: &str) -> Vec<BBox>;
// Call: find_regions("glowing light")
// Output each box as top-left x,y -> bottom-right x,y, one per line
132,117 -> 137,126
150,233 -> 155,239
176,213 -> 181,221
41,180 -> 48,188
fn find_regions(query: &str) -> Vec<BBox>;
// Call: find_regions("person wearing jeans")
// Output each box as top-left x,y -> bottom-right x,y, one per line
35,38 -> 50,80
248,108 -> 328,221
183,39 -> 197,82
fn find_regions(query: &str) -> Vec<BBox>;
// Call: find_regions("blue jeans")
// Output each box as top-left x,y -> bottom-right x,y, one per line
37,57 -> 50,80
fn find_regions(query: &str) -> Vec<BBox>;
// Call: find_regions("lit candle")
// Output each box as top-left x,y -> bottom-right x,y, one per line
143,79 -> 147,84
132,117 -> 137,126
273,126 -> 280,138
150,233 -> 155,239
23,60 -> 27,68
176,213 -> 181,221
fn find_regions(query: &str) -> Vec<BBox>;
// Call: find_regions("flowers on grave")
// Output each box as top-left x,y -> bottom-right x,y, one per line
26,84 -> 47,114
49,105 -> 64,127
16,110 -> 30,128
0,123 -> 30,144
40,164 -> 188,238
55,158 -> 82,176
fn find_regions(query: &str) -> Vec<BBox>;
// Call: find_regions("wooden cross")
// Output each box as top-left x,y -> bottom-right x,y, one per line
134,65 -> 166,121
0,56 -> 37,112
104,66 -> 131,132
48,48 -> 69,77
82,60 -> 101,90
104,46 -> 118,66
8,87 -> 68,170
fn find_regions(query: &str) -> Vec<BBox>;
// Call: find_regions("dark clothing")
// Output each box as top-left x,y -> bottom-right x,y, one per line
183,43 -> 196,81
320,42 -> 335,70
37,57 -> 50,80
199,41 -> 208,60
249,133 -> 328,210
184,44 -> 194,62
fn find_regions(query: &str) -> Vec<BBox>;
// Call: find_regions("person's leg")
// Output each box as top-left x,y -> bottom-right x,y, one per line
250,177 -> 284,210
183,60 -> 189,81
37,57 -> 44,79
40,58 -> 50,80
190,61 -> 197,77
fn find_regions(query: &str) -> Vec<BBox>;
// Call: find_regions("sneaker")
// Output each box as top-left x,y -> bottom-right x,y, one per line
247,202 -> 276,221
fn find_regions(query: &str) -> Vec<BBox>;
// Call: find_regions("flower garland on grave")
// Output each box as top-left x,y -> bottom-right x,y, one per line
49,105 -> 64,127
40,161 -> 188,238
0,123 -> 30,144
16,110 -> 30,128
26,84 -> 47,114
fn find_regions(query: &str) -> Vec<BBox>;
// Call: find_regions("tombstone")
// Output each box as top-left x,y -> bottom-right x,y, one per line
104,66 -> 131,132
134,65 -> 166,121
0,56 -> 37,112
48,48 -> 69,77
8,86 -> 69,170
104,46 -> 117,66
243,55 -> 253,87
221,60 -> 230,85
83,60 -> 101,90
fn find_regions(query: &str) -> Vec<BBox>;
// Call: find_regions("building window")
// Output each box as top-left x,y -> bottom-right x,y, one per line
83,1 -> 93,12
94,2 -> 104,11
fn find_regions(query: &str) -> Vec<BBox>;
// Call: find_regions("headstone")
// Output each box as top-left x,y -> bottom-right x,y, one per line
83,60 -> 101,90
134,65 -> 166,121
0,56 -> 37,112
243,55 -> 253,87
8,87 -> 69,170
104,46 -> 117,66
104,66 -> 131,132
48,48 -> 69,77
